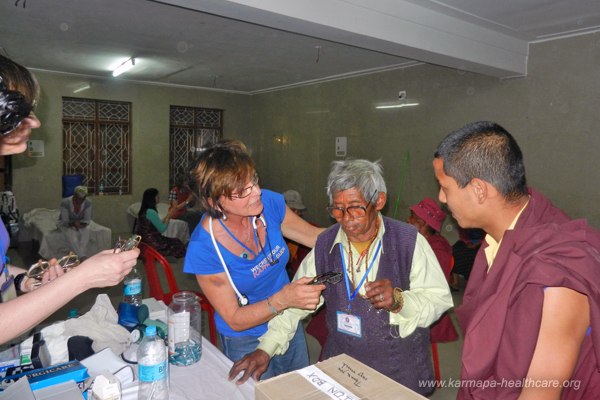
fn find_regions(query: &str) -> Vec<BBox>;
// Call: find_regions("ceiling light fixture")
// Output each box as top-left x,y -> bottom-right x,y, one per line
73,83 -> 90,93
375,102 -> 419,109
112,58 -> 135,77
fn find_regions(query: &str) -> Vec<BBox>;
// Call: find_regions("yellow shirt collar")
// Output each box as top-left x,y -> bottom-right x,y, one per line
484,198 -> 530,270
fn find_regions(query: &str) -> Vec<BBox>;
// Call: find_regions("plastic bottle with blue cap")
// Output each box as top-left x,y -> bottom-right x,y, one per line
137,325 -> 169,400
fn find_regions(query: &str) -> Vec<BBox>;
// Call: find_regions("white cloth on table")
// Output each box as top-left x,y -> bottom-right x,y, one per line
120,339 -> 254,400
40,294 -> 131,365
126,202 -> 189,243
22,208 -> 112,259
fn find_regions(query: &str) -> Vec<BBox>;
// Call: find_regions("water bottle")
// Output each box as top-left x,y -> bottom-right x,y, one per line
137,326 -> 169,400
99,182 -> 105,196
123,265 -> 143,306
168,291 -> 202,366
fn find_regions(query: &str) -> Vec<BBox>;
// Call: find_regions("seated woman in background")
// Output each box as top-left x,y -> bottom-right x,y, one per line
136,188 -> 186,258
58,185 -> 92,257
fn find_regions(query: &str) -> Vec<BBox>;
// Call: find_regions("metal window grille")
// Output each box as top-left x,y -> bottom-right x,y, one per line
169,106 -> 223,186
63,97 -> 132,195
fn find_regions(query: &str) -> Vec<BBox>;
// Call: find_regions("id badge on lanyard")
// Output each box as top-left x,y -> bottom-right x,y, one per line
336,311 -> 362,338
336,241 -> 382,338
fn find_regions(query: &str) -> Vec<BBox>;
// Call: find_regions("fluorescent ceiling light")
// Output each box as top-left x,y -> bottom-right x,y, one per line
73,83 -> 90,93
375,102 -> 420,109
112,58 -> 135,77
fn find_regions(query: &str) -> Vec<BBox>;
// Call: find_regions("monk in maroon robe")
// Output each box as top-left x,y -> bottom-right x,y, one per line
433,121 -> 600,399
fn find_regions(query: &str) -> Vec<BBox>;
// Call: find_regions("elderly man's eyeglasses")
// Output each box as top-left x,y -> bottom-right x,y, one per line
230,174 -> 259,199
326,191 -> 377,219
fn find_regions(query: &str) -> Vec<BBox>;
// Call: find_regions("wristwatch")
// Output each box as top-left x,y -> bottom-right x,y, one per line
388,287 -> 404,313
13,273 -> 27,293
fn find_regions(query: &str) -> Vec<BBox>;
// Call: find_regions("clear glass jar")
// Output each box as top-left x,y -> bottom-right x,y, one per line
167,291 -> 202,366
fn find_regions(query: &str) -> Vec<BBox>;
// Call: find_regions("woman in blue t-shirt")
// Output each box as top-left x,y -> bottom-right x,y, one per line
184,140 -> 324,380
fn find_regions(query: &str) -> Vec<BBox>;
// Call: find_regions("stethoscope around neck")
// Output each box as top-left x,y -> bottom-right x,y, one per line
209,215 -> 266,307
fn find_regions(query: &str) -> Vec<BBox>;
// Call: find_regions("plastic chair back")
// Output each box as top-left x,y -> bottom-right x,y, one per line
139,242 -> 217,345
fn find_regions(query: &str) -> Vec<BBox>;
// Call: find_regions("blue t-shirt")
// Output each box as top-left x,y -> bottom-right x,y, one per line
183,189 -> 290,337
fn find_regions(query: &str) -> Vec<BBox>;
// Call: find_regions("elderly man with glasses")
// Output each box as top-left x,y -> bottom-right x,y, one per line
229,159 -> 453,396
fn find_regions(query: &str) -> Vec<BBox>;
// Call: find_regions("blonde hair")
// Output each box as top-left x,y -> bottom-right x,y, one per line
192,139 -> 256,218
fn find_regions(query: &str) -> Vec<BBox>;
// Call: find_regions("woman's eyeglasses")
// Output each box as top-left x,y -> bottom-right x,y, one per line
27,253 -> 81,284
326,191 -> 377,219
230,173 -> 259,199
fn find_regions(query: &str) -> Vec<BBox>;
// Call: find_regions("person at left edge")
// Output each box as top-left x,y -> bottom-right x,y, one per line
184,140 -> 325,381
228,159 -> 452,396
0,54 -> 139,345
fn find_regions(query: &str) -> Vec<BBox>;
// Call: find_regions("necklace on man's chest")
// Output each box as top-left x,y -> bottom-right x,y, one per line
346,219 -> 380,287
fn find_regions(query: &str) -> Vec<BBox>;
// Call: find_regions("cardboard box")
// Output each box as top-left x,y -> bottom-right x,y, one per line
256,353 -> 427,400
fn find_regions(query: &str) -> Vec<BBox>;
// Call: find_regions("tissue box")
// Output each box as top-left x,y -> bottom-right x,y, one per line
141,298 -> 168,322
0,360 -> 89,393
255,353 -> 427,400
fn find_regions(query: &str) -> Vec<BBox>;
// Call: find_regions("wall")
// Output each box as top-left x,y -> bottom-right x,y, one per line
13,73 -> 255,235
253,33 -> 600,234
12,32 -> 600,239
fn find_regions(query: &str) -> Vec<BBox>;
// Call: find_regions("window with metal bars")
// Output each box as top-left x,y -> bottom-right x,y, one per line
62,97 -> 132,195
169,105 -> 223,187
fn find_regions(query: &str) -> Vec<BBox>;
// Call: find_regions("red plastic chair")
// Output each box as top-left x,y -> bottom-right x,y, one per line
138,242 -> 217,346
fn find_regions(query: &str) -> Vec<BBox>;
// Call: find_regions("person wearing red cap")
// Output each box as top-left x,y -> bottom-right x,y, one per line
408,198 -> 452,280
408,198 -> 458,343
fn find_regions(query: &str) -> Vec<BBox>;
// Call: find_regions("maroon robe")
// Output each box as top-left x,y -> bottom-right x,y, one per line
456,189 -> 600,399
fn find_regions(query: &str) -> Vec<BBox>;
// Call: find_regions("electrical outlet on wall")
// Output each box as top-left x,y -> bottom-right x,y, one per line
335,137 -> 347,157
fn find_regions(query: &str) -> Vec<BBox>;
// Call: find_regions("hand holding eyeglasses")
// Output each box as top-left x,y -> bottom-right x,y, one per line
23,235 -> 142,291
309,271 -> 343,285
273,276 -> 326,312
25,253 -> 80,290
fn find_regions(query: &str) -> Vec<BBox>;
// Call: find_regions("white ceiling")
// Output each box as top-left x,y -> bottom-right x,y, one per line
1,0 -> 599,94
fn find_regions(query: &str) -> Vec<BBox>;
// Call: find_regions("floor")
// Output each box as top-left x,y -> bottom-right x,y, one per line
8,237 -> 464,399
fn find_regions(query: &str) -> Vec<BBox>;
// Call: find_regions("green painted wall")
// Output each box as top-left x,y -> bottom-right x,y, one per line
254,33 -> 600,236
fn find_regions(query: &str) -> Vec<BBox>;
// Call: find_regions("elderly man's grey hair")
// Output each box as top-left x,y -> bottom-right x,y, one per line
326,159 -> 387,204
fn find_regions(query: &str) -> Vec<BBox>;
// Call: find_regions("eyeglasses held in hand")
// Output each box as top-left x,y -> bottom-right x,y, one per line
310,271 -> 343,285
27,252 -> 80,282
113,234 -> 142,253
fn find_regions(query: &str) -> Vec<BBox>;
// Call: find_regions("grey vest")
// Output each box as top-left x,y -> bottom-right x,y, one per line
315,216 -> 434,395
